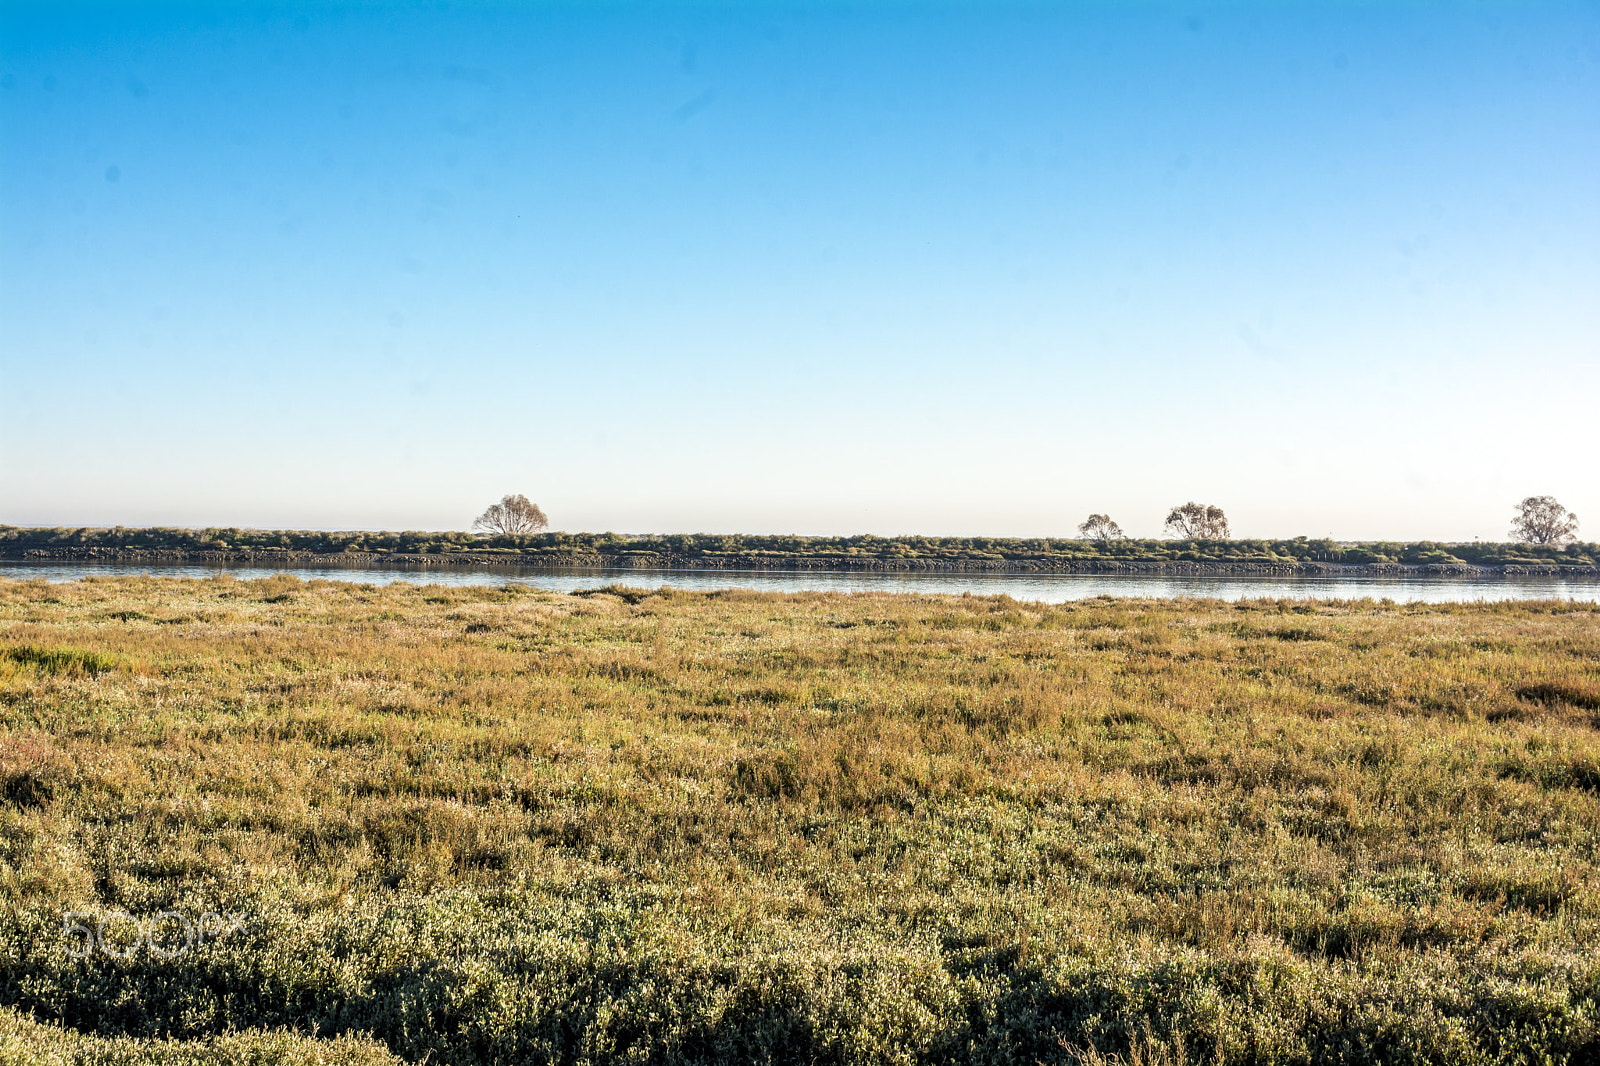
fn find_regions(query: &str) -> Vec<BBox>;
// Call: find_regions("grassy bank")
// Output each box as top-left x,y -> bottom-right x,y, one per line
4,525 -> 1596,569
2,576 -> 1599,1064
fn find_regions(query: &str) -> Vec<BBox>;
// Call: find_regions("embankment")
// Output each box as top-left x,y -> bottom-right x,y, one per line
5,545 -> 1594,577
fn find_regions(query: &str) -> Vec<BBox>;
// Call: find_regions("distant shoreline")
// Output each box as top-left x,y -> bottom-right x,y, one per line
6,526 -> 1596,578
4,547 -> 1596,578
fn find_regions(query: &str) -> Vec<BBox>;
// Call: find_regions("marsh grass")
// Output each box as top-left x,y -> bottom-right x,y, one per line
0,576 -> 1597,1064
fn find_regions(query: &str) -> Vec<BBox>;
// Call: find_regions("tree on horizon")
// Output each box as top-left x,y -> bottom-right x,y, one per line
1510,496 -> 1578,545
1164,502 -> 1230,540
1077,514 -> 1125,542
473,494 -> 549,536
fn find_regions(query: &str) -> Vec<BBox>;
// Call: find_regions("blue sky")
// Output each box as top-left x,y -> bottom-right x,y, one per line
2,1 -> 1596,539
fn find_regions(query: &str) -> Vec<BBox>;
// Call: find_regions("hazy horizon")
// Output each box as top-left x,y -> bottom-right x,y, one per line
3,1 -> 1595,542
0,517 -> 1590,548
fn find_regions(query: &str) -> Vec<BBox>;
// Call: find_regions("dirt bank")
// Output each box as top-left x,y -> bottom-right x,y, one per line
5,546 -> 1595,577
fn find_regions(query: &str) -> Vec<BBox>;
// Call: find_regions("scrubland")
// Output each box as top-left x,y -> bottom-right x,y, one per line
1,575 -> 1598,1065
5,525 -> 1596,568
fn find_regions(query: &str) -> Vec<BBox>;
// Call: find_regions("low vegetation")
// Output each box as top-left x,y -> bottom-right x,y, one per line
2,576 -> 1598,1064
3,525 -> 1596,568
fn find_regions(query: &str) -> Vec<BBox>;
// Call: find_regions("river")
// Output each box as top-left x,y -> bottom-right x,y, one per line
3,560 -> 1597,603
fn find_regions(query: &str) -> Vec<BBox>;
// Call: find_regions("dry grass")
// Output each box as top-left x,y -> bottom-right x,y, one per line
1,575 -> 1597,1064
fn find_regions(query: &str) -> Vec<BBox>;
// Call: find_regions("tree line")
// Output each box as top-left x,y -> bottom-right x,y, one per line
476,493 -> 1578,549
0,498 -> 1582,564
1077,496 -> 1578,546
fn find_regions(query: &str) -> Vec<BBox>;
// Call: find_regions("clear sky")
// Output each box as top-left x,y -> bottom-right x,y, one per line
2,1 -> 1596,540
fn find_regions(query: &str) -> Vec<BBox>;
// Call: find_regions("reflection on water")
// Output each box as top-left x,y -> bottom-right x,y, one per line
3,560 -> 1597,604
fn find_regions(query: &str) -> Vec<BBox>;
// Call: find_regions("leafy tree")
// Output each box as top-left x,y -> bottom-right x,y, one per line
1510,496 -> 1579,545
1164,501 -> 1230,539
1077,514 -> 1125,541
472,494 -> 549,536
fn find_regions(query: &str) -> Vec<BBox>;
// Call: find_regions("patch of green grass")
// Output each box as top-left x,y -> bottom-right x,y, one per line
1,644 -> 120,676
0,1007 -> 400,1065
1518,679 -> 1600,710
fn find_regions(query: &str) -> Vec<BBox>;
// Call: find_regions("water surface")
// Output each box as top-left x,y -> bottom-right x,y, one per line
3,560 -> 1596,604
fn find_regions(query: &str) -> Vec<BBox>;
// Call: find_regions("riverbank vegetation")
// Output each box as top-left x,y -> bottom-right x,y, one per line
3,526 -> 1596,569
2,576 -> 1598,1063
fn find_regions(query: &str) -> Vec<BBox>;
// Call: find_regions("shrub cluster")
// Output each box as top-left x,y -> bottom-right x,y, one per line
3,526 -> 1595,567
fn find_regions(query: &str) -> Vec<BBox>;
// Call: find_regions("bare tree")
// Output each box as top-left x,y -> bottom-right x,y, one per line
473,494 -> 549,536
1164,501 -> 1230,539
1077,514 -> 1125,541
1510,496 -> 1579,545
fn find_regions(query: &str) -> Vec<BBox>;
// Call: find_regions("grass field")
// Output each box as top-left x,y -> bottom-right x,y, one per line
2,575 -> 1598,1065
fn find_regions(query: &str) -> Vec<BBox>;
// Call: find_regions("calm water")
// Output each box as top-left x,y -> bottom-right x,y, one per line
3,560 -> 1597,604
